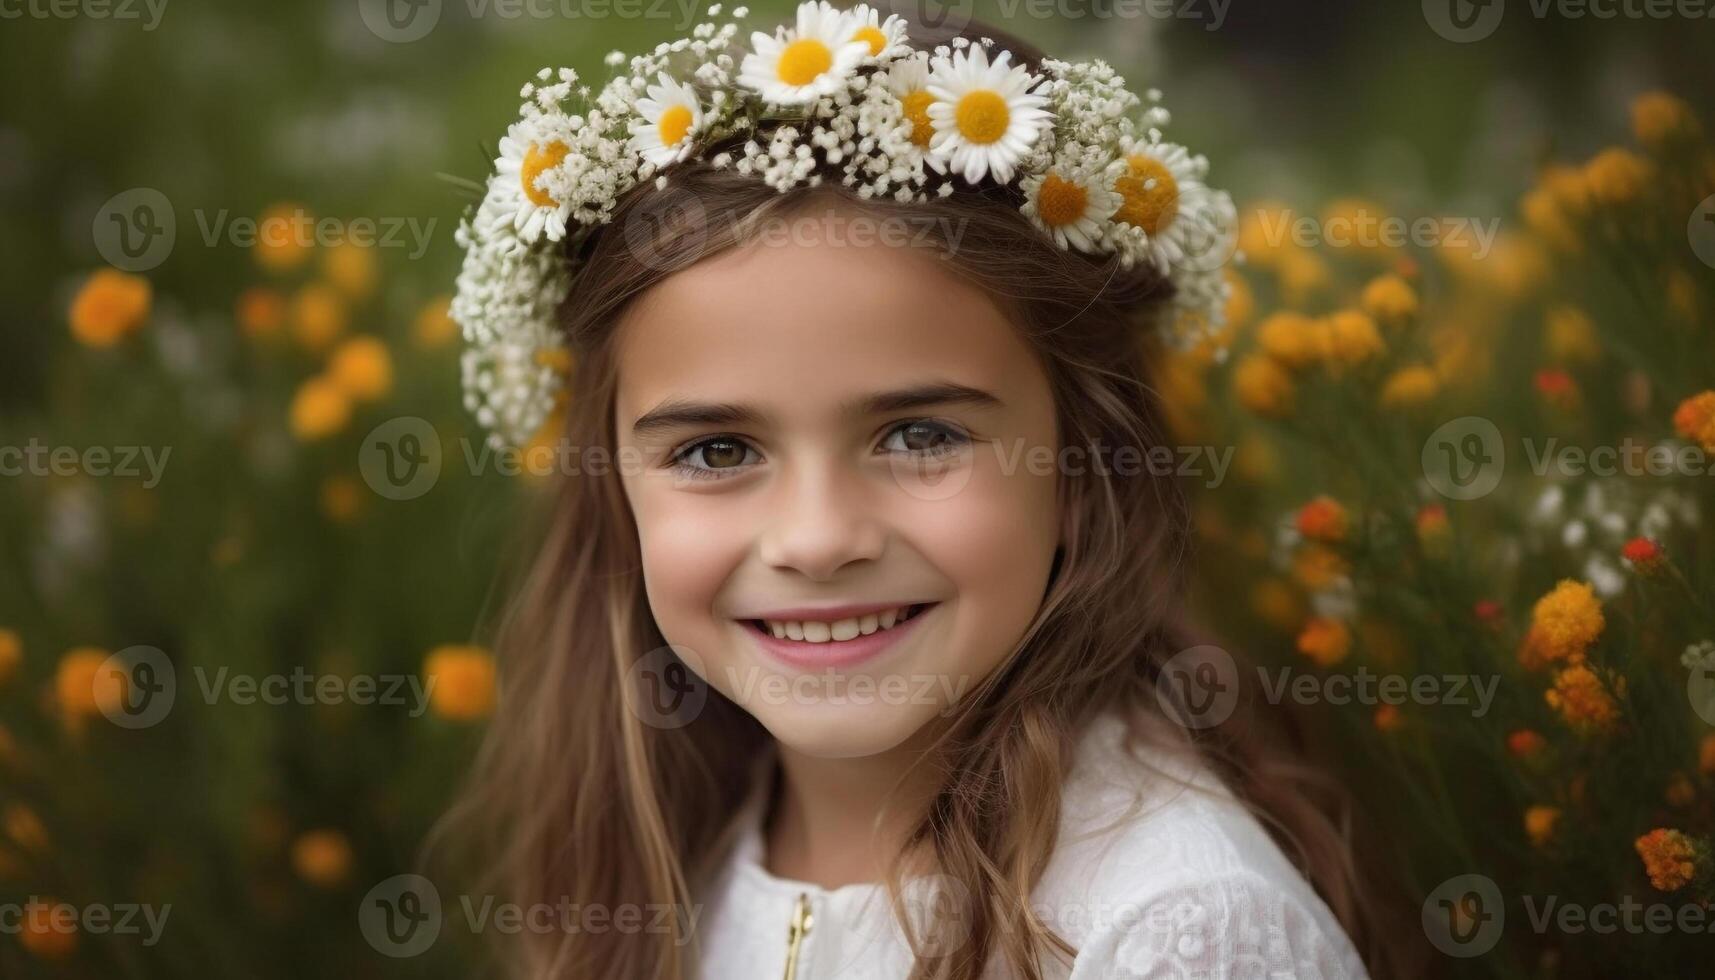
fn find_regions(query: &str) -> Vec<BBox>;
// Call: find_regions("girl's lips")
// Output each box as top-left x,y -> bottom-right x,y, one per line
740,602 -> 939,670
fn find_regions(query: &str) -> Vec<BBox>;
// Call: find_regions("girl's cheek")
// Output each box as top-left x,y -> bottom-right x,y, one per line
634,491 -> 750,641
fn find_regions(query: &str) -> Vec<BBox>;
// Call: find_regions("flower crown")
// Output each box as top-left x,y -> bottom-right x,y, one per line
451,1 -> 1238,449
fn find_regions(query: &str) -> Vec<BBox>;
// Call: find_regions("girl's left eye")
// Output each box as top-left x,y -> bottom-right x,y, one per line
665,419 -> 969,482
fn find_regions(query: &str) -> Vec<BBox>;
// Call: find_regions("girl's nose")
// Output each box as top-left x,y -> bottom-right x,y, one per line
755,461 -> 887,581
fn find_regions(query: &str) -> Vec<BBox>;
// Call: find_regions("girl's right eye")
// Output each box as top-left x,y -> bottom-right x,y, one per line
667,436 -> 759,480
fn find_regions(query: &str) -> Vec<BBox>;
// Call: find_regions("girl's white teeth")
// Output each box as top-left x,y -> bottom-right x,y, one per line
764,605 -> 920,643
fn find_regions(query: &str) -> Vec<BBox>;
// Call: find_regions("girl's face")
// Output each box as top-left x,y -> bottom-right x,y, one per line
614,206 -> 1062,759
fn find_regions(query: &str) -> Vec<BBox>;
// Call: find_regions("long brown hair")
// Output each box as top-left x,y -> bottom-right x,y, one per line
434,19 -> 1407,980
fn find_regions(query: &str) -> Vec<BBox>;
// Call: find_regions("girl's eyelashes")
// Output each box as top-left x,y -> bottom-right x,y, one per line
664,418 -> 972,481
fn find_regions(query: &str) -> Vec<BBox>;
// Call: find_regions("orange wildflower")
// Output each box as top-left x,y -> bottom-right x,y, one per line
1634,828 -> 1702,892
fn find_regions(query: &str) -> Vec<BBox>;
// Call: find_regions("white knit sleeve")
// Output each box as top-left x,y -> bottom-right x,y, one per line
1068,871 -> 1366,979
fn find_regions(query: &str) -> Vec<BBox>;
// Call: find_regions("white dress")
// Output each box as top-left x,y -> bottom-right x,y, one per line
691,711 -> 1371,979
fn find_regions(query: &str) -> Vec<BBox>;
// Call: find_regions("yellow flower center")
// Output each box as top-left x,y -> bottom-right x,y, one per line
777,39 -> 833,86
657,104 -> 693,147
900,90 -> 935,147
1035,173 -> 1089,227
954,90 -> 1010,144
520,141 -> 570,208
852,25 -> 886,56
1114,155 -> 1179,236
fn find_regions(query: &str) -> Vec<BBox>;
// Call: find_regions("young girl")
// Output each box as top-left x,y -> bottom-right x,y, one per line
440,5 -> 1385,977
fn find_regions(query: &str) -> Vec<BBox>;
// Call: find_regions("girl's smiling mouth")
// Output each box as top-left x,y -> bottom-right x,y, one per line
737,602 -> 941,669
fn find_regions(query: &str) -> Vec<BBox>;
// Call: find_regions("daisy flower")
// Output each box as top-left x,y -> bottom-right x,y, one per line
628,73 -> 704,167
845,3 -> 910,62
738,0 -> 869,106
884,53 -> 943,172
1020,164 -> 1120,252
1111,139 -> 1226,272
492,119 -> 574,242
925,43 -> 1051,185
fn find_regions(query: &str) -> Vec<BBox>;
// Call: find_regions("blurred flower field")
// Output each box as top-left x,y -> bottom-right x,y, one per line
2,0 -> 1714,976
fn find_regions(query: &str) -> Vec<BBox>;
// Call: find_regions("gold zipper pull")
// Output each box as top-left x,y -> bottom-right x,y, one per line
782,891 -> 814,980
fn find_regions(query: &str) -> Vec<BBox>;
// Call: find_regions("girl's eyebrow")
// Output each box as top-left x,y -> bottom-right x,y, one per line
629,381 -> 1005,437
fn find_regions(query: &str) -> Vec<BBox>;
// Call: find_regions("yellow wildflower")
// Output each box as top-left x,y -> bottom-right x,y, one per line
56,648 -> 124,722
1530,579 -> 1604,663
0,629 -> 19,686
423,645 -> 497,721
1296,617 -> 1351,668
1630,91 -> 1699,149
289,376 -> 352,441
321,240 -> 377,300
290,283 -> 348,353
1379,365 -> 1439,409
1360,274 -> 1417,326
327,336 -> 392,402
1543,306 -> 1600,364
1233,354 -> 1294,418
413,294 -> 459,349
1582,147 -> 1652,206
1323,309 -> 1384,369
1256,312 -> 1326,370
1524,805 -> 1561,847
1545,663 -> 1624,733
254,203 -> 313,272
236,286 -> 286,339
68,269 -> 151,348
291,829 -> 353,888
